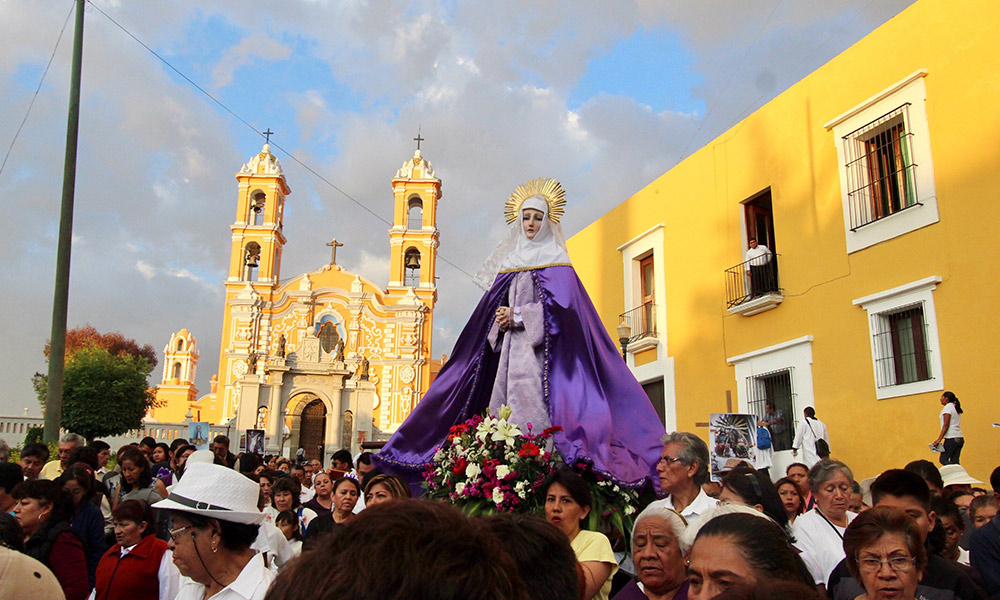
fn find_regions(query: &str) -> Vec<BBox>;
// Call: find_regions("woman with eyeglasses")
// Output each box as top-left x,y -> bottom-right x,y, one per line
154,462 -> 273,600
843,506 -> 926,600
92,499 -> 180,600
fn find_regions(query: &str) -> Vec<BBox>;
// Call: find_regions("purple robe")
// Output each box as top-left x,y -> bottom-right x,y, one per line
376,265 -> 665,488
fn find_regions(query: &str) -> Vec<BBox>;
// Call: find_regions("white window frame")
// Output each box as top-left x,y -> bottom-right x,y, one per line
825,70 -> 938,253
617,224 -> 676,431
853,276 -> 944,400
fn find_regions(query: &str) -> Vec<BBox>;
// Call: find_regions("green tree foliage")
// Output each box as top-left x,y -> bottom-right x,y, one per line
31,325 -> 158,441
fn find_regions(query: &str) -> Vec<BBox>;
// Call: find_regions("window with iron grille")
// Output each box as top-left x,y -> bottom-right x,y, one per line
871,303 -> 931,387
842,104 -> 919,230
746,368 -> 795,451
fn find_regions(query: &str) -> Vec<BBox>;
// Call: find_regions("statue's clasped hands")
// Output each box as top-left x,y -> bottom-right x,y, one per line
495,306 -> 512,331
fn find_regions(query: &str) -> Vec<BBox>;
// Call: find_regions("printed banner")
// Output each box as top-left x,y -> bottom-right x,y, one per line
708,413 -> 758,481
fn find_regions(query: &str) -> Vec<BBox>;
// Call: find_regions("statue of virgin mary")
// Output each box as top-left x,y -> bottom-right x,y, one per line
377,178 -> 665,488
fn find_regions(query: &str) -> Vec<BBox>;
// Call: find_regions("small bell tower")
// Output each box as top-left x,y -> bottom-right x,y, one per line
151,329 -> 199,422
387,133 -> 440,308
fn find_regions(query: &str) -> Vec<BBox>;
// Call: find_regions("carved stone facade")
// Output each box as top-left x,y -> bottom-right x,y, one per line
160,144 -> 440,461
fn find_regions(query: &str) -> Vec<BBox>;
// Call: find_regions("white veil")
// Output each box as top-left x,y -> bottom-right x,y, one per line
472,195 -> 570,290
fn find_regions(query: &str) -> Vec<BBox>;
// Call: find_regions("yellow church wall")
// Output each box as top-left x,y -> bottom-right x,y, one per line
568,0 -> 1000,481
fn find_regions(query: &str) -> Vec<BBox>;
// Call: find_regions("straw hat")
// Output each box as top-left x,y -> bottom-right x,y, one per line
939,464 -> 985,487
153,462 -> 264,524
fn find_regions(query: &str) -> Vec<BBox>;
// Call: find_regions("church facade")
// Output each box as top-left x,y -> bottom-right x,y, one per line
153,143 -> 440,461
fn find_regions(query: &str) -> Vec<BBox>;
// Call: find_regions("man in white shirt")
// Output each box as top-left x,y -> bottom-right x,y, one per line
648,432 -> 718,527
744,237 -> 774,297
792,407 -> 830,468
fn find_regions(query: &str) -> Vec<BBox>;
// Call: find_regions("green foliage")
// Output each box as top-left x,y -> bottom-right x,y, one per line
58,346 -> 157,443
24,426 -> 44,445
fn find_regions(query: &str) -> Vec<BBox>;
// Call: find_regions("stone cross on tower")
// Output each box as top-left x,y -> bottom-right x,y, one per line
263,129 -> 274,144
326,238 -> 344,265
413,128 -> 424,151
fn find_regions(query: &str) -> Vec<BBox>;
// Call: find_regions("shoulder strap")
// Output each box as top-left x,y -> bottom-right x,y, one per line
805,418 -> 816,437
814,508 -> 845,540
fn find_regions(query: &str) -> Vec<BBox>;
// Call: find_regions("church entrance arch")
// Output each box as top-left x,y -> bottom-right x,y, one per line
297,397 -> 327,463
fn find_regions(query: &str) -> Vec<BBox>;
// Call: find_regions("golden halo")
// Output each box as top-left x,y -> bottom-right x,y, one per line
504,178 -> 566,224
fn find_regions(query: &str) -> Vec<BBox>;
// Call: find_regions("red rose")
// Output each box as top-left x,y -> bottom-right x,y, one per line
542,426 -> 563,436
452,458 -> 468,475
519,442 -> 540,457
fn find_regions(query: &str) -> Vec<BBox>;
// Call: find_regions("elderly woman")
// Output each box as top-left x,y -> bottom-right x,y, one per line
613,505 -> 689,600
843,506 -> 926,600
91,499 -> 180,600
791,459 -> 858,589
266,475 -> 317,534
154,462 -> 273,600
542,467 -> 617,600
363,474 -> 411,506
12,479 -> 90,600
682,505 -> 814,600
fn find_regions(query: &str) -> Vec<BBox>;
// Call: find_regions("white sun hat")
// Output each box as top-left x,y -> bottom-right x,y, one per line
153,462 -> 264,524
939,464 -> 985,487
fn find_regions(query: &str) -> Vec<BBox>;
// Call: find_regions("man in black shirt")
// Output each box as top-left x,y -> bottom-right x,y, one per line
827,469 -> 986,600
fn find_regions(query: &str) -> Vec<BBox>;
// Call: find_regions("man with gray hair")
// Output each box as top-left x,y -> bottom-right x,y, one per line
39,432 -> 86,480
647,431 -> 717,527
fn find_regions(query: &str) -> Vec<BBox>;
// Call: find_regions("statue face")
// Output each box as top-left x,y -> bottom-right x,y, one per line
522,208 -> 544,239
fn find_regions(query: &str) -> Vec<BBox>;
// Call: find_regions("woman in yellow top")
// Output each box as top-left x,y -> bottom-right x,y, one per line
543,467 -> 618,600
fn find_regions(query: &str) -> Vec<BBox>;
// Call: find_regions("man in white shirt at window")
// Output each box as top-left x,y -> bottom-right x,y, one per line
648,432 -> 718,527
744,237 -> 773,297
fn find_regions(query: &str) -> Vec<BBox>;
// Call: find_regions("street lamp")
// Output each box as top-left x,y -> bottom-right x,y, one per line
617,320 -> 631,362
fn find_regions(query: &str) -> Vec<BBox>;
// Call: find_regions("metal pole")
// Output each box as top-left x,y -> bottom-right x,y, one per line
44,0 -> 85,443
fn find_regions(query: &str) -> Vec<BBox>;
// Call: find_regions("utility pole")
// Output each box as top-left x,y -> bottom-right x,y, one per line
44,0 -> 85,443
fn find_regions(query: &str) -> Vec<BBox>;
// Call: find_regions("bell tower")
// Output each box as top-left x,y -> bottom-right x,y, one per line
228,142 -> 290,286
151,329 -> 199,423
387,140 -> 440,308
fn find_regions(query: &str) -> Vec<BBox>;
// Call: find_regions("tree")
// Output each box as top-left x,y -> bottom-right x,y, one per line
32,325 -> 158,441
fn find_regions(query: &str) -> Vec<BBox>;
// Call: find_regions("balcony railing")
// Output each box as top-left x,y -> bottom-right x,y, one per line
725,254 -> 781,308
619,302 -> 656,342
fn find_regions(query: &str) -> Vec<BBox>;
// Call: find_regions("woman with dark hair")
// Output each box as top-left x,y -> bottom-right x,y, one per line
303,471 -> 334,514
541,468 -> 617,600
112,447 -> 167,509
12,479 -> 90,600
266,475 -> 317,534
718,467 -> 789,531
775,476 -> 806,525
302,477 -> 362,547
363,474 -> 411,506
843,506 -> 926,600
153,462 -> 272,599
932,391 -> 965,465
151,443 -> 173,482
93,499 -> 180,600
682,506 -> 814,600
274,510 -> 303,556
59,464 -> 106,587
172,444 -> 198,483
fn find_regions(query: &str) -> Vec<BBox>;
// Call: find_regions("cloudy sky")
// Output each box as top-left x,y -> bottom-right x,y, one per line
0,0 -> 916,419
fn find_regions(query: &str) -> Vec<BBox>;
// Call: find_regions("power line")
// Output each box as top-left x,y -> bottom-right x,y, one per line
0,2 -> 75,179
85,0 -> 475,280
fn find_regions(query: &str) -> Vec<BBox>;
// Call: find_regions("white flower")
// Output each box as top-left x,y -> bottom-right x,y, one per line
498,404 -> 513,421
492,486 -> 505,505
625,504 -> 636,516
466,463 -> 481,479
496,465 -> 511,480
455,482 -> 466,496
491,419 -> 522,447
613,485 -> 620,493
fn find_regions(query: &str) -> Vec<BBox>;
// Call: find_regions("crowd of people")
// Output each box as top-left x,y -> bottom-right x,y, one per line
0,425 -> 997,600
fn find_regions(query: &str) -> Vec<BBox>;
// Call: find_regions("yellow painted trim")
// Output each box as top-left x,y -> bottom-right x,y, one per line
633,347 -> 657,367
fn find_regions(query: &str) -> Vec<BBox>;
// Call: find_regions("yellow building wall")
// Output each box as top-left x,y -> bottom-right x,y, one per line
568,0 -> 1000,482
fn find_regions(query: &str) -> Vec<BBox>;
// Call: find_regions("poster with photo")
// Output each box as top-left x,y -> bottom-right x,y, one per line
189,421 -> 211,450
246,429 -> 265,455
708,413 -> 758,482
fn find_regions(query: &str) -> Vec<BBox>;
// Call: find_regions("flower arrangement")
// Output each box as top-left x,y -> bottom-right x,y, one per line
422,405 -> 562,515
422,405 -> 645,547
